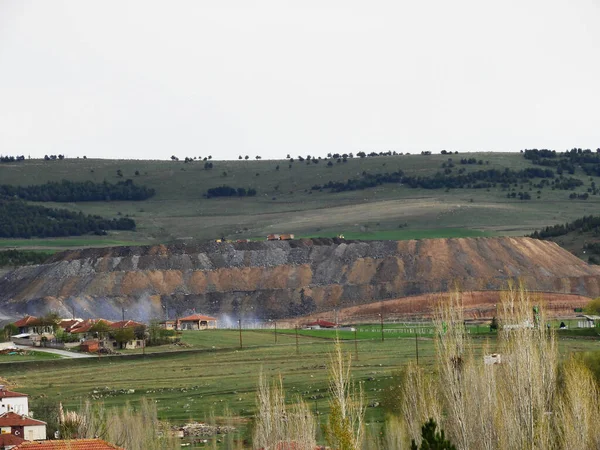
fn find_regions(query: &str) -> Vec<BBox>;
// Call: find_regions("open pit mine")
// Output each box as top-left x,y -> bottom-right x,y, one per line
1,237 -> 599,322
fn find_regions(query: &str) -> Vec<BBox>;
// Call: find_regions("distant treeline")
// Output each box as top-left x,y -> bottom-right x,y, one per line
0,179 -> 155,202
0,249 -> 51,267
0,155 -> 26,163
0,197 -> 136,238
313,168 -> 556,193
205,186 -> 257,198
529,215 -> 600,240
523,148 -> 600,176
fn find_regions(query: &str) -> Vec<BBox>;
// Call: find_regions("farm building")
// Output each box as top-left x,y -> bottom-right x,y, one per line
305,319 -> 336,329
577,315 -> 600,328
177,314 -> 217,330
80,340 -> 100,353
0,412 -> 46,441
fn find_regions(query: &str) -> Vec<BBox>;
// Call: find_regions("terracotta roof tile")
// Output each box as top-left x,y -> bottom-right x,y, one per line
14,439 -> 124,449
13,316 -> 41,327
0,389 -> 29,398
69,319 -> 112,334
0,412 -> 46,426
0,433 -> 25,446
178,314 -> 217,322
109,320 -> 144,329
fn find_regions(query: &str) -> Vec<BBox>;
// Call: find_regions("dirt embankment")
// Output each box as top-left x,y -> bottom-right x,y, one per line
0,237 -> 598,321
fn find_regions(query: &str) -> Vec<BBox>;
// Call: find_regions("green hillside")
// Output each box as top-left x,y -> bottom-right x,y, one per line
1,151 -> 600,249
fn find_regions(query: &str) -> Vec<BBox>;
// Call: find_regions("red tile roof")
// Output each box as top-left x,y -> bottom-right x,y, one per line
69,319 -> 112,334
58,319 -> 82,331
305,319 -> 336,328
13,316 -> 41,327
0,388 -> 28,398
178,314 -> 217,322
13,439 -> 124,449
0,412 -> 46,427
109,320 -> 144,330
0,433 -> 25,446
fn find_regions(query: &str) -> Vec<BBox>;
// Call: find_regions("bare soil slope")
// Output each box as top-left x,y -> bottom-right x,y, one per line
1,237 -> 598,321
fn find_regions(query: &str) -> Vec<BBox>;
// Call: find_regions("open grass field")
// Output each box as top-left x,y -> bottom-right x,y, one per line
1,329 -> 598,434
0,350 -> 61,362
2,152 -> 600,250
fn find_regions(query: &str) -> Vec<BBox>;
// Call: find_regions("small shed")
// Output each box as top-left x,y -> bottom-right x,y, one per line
80,340 -> 99,353
305,319 -> 336,329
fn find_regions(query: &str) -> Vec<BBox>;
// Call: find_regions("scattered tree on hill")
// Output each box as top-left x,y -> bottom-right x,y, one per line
0,155 -> 26,163
529,215 -> 600,240
205,186 -> 257,198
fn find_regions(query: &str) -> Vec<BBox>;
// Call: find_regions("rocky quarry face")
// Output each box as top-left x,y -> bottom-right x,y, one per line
1,237 -> 599,322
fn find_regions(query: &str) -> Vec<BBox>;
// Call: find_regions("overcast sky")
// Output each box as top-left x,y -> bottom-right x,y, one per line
1,1 -> 599,160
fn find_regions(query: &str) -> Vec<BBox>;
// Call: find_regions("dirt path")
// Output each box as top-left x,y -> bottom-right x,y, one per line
14,345 -> 94,358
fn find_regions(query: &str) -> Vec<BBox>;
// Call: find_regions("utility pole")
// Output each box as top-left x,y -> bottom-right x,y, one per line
274,320 -> 278,344
295,326 -> 299,354
379,313 -> 384,342
238,319 -> 243,349
354,327 -> 358,361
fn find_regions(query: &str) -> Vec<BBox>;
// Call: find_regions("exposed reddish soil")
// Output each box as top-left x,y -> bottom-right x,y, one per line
287,290 -> 591,326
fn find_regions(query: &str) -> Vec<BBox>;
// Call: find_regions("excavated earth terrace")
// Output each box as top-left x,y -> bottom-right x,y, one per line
1,237 -> 598,321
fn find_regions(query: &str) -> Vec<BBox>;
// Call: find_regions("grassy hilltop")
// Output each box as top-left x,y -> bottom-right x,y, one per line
1,151 -> 599,249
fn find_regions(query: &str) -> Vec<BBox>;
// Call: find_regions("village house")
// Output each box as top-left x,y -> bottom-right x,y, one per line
0,412 -> 46,442
177,314 -> 217,330
56,319 -> 82,332
158,320 -> 177,330
12,317 -> 52,336
0,387 -> 28,416
67,319 -> 146,351
0,433 -> 25,450
13,439 -> 124,449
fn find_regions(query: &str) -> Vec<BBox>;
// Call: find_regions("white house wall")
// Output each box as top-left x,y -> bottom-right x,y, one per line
0,397 -> 28,415
24,424 -> 46,441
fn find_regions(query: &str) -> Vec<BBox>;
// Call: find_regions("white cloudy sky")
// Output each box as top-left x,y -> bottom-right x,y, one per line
1,0 -> 599,160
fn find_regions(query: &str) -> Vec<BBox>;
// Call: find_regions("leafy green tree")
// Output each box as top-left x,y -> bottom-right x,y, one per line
411,419 -> 456,450
112,327 -> 135,349
40,311 -> 61,333
584,298 -> 600,315
489,316 -> 499,331
90,321 -> 112,340
2,323 -> 18,341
